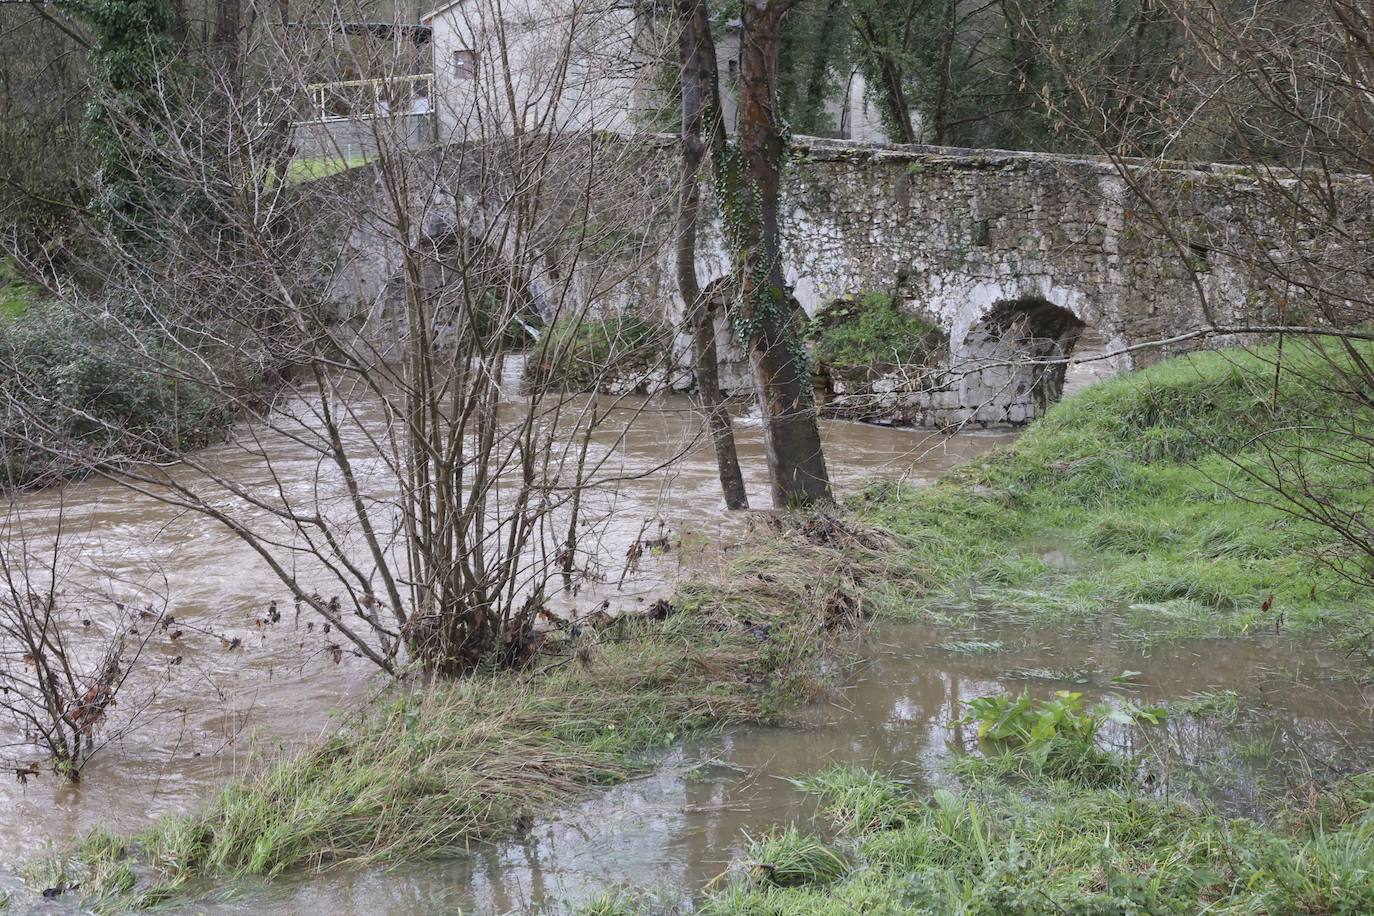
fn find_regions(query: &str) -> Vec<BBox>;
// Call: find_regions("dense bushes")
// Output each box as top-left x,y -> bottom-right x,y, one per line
806,292 -> 944,376
1,301 -> 232,487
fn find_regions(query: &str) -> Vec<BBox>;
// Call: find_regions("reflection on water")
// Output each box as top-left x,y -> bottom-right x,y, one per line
203,623 -> 1374,915
0,393 -> 1013,863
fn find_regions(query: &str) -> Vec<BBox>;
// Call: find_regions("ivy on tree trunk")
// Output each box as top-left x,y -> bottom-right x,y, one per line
731,0 -> 832,508
55,0 -> 177,238
676,0 -> 749,510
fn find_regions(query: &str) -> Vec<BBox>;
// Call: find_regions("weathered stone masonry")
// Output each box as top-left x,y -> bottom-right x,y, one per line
326,136 -> 1361,426
683,139 -> 1269,425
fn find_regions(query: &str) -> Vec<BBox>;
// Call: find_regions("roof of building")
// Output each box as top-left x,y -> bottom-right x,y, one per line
421,0 -> 468,22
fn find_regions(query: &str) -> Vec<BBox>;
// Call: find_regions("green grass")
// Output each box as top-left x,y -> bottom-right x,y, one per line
790,767 -> 917,834
734,827 -> 850,889
0,258 -> 37,318
284,154 -> 373,184
524,310 -> 671,392
701,768 -> 1374,915
35,521 -> 885,910
847,343 -> 1374,643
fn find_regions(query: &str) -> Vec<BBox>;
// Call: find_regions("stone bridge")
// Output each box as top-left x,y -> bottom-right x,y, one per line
678,139 -> 1275,425
322,135 -> 1342,426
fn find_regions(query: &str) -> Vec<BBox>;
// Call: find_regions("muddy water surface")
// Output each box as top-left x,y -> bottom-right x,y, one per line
6,355 -> 1372,914
209,623 -> 1374,914
0,394 -> 1011,862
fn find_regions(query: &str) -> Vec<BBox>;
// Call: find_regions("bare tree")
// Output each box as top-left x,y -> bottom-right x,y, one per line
0,503 -> 162,778
676,0 -> 748,510
3,0 -> 698,677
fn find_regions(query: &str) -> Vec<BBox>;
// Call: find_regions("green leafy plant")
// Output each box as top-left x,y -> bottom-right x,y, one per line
806,291 -> 943,373
957,691 -> 1166,786
961,690 -> 1165,746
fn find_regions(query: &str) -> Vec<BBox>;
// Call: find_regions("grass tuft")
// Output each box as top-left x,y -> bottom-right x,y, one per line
738,826 -> 849,888
792,767 -> 916,834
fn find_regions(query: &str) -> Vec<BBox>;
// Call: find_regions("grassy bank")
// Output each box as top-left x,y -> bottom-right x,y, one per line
688,765 -> 1374,914
0,260 -> 36,319
850,344 -> 1374,644
31,521 -> 895,910
807,291 -> 943,376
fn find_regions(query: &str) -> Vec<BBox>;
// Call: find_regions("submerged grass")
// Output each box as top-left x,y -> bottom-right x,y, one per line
703,768 -> 1374,915
39,521 -> 889,910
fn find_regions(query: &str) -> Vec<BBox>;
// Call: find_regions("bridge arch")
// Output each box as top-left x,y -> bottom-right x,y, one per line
953,297 -> 1086,425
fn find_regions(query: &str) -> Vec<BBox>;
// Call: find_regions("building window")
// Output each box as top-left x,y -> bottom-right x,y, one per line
453,49 -> 478,80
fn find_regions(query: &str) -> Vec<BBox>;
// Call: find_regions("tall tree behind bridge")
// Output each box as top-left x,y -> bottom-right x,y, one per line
731,0 -> 833,507
53,0 -> 178,237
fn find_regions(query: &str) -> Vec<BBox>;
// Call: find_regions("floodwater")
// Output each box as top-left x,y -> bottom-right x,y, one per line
0,386 -> 1013,863
4,352 -> 1372,914
204,623 -> 1374,914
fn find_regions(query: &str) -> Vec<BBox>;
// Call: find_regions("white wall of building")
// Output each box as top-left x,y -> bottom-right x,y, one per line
424,1 -> 913,144
714,27 -> 905,142
423,0 -> 665,141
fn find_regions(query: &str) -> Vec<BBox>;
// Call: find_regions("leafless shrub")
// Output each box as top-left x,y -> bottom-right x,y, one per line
0,503 -> 162,779
2,1 -> 710,678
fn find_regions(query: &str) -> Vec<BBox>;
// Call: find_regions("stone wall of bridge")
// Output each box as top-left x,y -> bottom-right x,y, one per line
684,139 -> 1272,425
317,135 -> 1367,426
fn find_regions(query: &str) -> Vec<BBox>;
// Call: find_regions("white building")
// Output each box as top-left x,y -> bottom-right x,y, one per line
713,21 -> 891,142
421,0 -> 661,142
422,0 -> 903,142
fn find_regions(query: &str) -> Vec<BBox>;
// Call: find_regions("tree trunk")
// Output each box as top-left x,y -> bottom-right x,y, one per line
931,0 -> 956,144
736,0 -> 832,508
677,0 -> 748,510
214,0 -> 242,89
855,13 -> 917,143
801,0 -> 845,134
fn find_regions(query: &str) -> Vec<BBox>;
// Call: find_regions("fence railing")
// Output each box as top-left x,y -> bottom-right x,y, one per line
299,73 -> 434,123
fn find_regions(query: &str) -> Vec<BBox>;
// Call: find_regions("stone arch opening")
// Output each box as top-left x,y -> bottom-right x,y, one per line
954,298 -> 1086,425
371,226 -> 545,354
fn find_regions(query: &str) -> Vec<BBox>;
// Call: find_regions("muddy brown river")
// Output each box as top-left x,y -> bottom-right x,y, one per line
0,389 -> 1012,861
3,352 -> 1373,913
